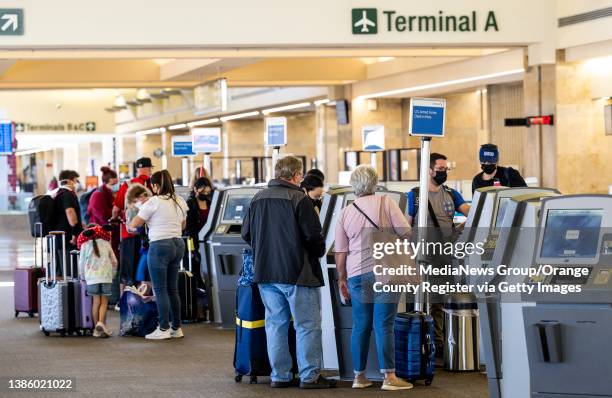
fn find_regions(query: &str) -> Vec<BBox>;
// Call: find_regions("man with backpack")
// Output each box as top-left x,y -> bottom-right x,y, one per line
472,143 -> 527,193
406,153 -> 470,358
111,158 -> 153,296
52,170 -> 84,276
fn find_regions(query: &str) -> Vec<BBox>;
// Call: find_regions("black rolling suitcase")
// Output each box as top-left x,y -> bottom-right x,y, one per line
394,312 -> 436,385
178,237 -> 198,323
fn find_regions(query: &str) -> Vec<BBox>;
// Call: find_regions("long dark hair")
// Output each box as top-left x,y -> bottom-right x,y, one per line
151,170 -> 184,215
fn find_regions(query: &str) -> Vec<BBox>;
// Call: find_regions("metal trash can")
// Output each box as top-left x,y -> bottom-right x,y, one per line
443,293 -> 480,372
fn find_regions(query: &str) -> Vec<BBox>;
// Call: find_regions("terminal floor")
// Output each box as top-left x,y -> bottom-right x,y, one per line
0,232 -> 489,398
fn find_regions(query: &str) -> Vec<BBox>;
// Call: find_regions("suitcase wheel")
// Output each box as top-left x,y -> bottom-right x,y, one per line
43,330 -> 50,337
249,376 -> 258,384
234,375 -> 243,383
425,379 -> 432,386
14,311 -> 19,318
60,331 -> 66,337
28,312 -> 35,318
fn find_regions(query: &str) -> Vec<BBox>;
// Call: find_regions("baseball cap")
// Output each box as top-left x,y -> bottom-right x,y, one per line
479,144 -> 499,164
136,157 -> 153,169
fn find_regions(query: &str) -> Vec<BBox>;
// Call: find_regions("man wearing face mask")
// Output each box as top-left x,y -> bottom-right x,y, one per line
406,153 -> 470,358
472,143 -> 526,193
52,169 -> 84,276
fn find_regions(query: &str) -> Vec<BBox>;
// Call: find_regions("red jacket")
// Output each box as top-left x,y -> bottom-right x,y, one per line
88,185 -> 114,226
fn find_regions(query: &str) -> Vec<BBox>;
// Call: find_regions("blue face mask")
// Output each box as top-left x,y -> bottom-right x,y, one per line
111,183 -> 120,193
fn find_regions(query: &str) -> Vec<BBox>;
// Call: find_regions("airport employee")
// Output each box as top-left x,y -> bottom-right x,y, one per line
472,143 -> 527,193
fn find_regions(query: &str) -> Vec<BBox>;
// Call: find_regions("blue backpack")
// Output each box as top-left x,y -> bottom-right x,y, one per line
237,249 -> 255,287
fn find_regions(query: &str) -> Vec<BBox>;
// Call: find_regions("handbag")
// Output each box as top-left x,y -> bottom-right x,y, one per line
352,195 -> 419,288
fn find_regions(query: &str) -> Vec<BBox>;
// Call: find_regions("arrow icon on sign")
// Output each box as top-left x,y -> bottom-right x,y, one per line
1,14 -> 18,32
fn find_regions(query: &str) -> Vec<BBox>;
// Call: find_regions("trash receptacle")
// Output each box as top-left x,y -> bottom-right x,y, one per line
443,293 -> 479,372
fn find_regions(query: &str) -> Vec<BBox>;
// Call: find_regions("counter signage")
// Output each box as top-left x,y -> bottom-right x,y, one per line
409,98 -> 446,137
192,127 -> 222,153
172,136 -> 196,157
266,117 -> 287,147
362,125 -> 385,151
0,121 -> 14,154
0,9 -> 23,36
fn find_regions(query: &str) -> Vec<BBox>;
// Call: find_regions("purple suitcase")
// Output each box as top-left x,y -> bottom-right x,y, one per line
14,223 -> 45,318
71,250 -> 94,334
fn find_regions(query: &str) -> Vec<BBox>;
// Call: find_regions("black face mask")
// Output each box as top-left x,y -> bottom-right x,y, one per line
433,170 -> 447,186
481,164 -> 497,174
197,193 -> 210,201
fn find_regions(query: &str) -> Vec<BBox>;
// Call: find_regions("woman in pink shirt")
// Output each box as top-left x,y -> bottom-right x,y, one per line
334,165 -> 413,391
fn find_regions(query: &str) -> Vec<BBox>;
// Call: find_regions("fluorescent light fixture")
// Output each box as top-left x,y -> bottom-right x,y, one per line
356,69 -> 525,100
262,102 -> 311,115
187,118 -> 220,127
327,101 -> 337,106
136,128 -> 163,136
314,99 -> 330,106
168,123 -> 188,130
220,111 -> 260,122
15,146 -> 60,156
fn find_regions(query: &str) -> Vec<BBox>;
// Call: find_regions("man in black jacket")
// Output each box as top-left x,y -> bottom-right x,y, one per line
472,143 -> 527,193
241,156 -> 335,389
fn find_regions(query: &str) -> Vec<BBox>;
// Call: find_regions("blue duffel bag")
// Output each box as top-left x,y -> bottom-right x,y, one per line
119,286 -> 158,337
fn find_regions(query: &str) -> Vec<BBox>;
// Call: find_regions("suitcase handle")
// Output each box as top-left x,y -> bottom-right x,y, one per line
34,222 -> 44,268
181,236 -> 194,273
49,231 -> 68,279
70,250 -> 81,280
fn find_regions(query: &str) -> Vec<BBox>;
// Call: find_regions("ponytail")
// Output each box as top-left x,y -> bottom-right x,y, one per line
92,239 -> 100,258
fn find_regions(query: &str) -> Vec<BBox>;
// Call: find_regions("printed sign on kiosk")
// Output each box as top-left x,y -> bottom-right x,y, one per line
192,127 -> 222,153
409,97 -> 446,137
265,117 -> 287,147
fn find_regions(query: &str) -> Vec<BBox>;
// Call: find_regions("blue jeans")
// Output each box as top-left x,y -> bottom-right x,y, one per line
148,238 -> 185,330
258,283 -> 322,383
348,272 -> 399,374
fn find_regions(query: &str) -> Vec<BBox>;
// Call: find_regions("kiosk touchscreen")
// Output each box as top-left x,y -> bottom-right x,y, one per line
319,186 -> 406,380
203,186 -> 262,329
477,191 -> 560,398
522,195 -> 612,398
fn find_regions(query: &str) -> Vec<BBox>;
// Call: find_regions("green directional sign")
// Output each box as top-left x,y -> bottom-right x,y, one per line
352,8 -> 377,34
0,9 -> 23,36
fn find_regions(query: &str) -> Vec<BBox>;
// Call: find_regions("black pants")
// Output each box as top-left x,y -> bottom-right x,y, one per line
120,236 -> 141,286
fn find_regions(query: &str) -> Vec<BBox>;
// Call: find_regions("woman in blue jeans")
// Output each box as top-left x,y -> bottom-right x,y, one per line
334,165 -> 413,391
130,170 -> 188,340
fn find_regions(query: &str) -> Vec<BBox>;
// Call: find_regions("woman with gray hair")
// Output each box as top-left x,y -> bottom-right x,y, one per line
334,165 -> 413,391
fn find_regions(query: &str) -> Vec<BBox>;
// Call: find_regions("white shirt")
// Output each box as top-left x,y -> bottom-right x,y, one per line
137,195 -> 188,242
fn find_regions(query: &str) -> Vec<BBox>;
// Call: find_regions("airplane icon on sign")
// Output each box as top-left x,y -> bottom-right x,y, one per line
353,9 -> 377,34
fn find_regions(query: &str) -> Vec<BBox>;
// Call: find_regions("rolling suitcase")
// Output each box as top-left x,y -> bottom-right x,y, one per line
178,237 -> 198,323
394,312 -> 436,385
71,250 -> 94,335
39,231 -> 79,337
14,222 -> 46,318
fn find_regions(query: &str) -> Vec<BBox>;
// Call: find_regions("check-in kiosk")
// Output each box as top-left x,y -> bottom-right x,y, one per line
522,195 -> 612,398
476,191 -> 560,398
200,186 -> 262,329
319,186 -> 407,380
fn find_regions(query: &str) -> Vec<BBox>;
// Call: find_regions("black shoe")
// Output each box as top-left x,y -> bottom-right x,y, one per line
271,380 -> 294,388
300,375 -> 337,389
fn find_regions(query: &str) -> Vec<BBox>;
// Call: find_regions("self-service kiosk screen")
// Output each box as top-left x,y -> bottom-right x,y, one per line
493,197 -> 511,231
540,209 -> 603,259
222,195 -> 252,224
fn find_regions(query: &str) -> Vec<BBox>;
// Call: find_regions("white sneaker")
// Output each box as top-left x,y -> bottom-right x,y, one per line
145,327 -> 172,340
170,328 -> 184,339
95,322 -> 108,339
381,378 -> 414,391
114,304 -> 120,312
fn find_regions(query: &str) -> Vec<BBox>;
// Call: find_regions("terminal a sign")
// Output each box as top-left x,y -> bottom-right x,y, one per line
14,122 -> 97,132
352,8 -> 499,34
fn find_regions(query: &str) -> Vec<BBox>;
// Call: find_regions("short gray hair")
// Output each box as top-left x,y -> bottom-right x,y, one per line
350,165 -> 378,197
275,156 -> 303,180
